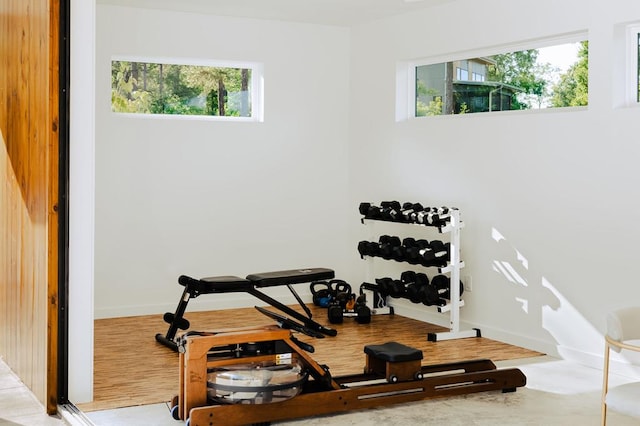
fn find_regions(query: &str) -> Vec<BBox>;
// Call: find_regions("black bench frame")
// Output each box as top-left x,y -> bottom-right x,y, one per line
155,267 -> 337,351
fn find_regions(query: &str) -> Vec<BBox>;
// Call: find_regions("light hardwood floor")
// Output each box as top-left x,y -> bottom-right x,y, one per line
77,304 -> 542,412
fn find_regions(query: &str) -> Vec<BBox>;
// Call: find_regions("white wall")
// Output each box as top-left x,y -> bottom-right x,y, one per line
94,0 -> 640,374
348,0 -> 640,367
95,5 -> 351,317
69,0 -> 96,404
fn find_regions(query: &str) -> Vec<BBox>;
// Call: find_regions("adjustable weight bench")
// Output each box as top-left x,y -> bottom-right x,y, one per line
155,267 -> 337,351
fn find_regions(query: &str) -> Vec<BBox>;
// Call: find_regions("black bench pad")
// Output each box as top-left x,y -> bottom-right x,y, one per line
178,275 -> 252,293
364,342 -> 423,362
246,268 -> 335,287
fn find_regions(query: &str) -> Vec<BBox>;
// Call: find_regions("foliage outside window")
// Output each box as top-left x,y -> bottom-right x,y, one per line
415,40 -> 589,116
111,60 -> 254,118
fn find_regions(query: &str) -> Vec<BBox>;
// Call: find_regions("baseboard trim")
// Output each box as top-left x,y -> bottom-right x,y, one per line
390,299 -> 560,358
94,293 -> 311,319
390,300 -> 640,379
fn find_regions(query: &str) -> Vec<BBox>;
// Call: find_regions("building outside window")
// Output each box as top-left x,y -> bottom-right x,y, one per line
414,39 -> 588,116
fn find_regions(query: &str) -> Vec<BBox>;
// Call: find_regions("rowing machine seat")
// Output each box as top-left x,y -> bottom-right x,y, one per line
364,342 -> 423,383
364,341 -> 423,362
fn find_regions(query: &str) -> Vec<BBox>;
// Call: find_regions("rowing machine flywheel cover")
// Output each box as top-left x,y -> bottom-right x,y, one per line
207,358 -> 308,404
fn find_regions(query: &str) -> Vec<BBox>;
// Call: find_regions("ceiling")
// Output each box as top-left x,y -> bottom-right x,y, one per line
97,0 -> 455,27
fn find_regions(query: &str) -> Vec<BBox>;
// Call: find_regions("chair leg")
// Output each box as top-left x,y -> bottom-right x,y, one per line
601,343 -> 610,426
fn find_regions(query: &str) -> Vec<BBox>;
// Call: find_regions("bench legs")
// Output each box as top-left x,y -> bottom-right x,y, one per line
155,285 -> 194,351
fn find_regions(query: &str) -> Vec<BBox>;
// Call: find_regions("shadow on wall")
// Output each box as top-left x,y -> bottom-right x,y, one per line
490,227 -> 603,362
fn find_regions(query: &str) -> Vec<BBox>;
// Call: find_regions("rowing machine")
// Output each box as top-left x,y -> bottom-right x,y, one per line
170,309 -> 527,425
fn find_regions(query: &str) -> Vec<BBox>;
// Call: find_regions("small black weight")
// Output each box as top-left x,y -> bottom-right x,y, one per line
378,235 -> 401,260
404,272 -> 428,304
310,281 -> 332,307
359,202 -> 371,216
355,301 -> 371,324
431,274 -> 464,300
327,303 -> 344,324
329,279 -> 352,296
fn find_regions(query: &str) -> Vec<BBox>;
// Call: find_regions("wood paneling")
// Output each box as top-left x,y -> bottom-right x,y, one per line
77,305 -> 542,412
0,0 -> 60,414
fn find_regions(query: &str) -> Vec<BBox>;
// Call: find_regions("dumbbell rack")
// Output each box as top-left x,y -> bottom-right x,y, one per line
360,207 -> 480,342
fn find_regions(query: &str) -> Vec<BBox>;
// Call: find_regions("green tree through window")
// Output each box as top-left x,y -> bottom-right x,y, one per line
111,60 -> 252,117
550,41 -> 589,107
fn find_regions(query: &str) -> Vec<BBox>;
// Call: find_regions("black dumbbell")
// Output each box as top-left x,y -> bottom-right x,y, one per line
424,240 -> 448,260
405,239 -> 430,264
354,294 -> 371,324
379,235 -> 401,260
413,209 -> 431,224
357,240 -> 370,257
431,274 -> 464,300
427,207 -> 452,226
358,240 -> 382,258
400,203 -> 424,223
402,237 -> 416,247
379,201 -> 402,222
359,202 -> 371,216
411,207 -> 445,226
328,301 -> 344,324
389,237 -> 417,262
403,271 -> 428,303
400,270 -> 416,283
388,279 -> 406,298
420,282 -> 442,306
375,277 -> 394,296
419,240 -> 449,267
367,241 -> 380,257
361,203 -> 383,220
412,273 -> 431,302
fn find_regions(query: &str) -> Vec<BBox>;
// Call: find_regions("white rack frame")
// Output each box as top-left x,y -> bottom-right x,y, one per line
360,207 -> 480,342
427,208 -> 480,341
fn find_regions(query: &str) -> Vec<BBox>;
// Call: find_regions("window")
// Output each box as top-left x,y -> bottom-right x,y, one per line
413,39 -> 589,116
627,25 -> 640,104
457,68 -> 469,80
111,58 -> 263,120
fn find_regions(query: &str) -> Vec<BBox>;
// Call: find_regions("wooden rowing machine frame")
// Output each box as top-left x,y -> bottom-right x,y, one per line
173,324 -> 527,425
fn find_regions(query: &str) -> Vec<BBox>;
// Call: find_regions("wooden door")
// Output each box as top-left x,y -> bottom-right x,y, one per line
0,0 -> 63,414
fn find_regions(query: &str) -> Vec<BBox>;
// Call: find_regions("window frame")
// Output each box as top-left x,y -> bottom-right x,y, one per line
626,24 -> 640,105
110,56 -> 264,122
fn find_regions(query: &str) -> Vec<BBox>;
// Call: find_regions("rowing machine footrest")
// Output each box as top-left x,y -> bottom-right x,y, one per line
364,342 -> 423,383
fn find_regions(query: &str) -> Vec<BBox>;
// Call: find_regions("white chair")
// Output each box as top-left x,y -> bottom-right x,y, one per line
601,306 -> 640,425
